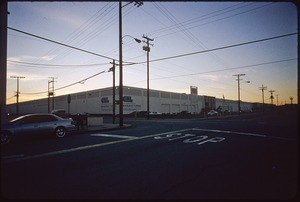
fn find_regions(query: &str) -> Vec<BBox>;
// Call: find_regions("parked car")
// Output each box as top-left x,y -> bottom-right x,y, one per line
207,110 -> 218,117
1,113 -> 76,144
128,111 -> 148,117
51,109 -> 69,119
149,112 -> 162,115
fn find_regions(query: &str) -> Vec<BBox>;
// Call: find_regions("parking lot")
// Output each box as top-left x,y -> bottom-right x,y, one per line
1,110 -> 298,199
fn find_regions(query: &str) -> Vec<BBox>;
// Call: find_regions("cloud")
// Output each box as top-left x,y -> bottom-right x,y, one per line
8,55 -> 57,62
33,4 -> 86,29
7,55 -> 57,80
198,74 -> 220,81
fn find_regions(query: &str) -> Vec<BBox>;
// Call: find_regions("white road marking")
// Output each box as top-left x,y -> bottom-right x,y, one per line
192,128 -> 291,140
3,127 -> 291,163
90,133 -> 139,139
4,128 -> 195,163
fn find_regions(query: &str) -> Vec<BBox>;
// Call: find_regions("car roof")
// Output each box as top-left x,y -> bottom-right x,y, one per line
11,113 -> 61,121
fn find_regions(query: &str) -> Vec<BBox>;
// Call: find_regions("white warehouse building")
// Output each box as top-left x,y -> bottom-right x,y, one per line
7,86 -> 254,115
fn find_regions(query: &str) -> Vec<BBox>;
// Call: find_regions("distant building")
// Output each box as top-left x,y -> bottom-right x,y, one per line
6,86 -> 253,115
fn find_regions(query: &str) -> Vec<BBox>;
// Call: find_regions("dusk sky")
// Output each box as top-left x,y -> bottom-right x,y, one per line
6,1 -> 298,105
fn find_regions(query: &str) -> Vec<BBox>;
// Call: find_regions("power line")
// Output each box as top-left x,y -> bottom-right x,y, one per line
35,2 -> 115,66
21,70 -> 108,95
8,27 -> 297,68
7,60 -> 109,68
154,3 -> 274,39
149,2 -> 250,36
148,58 -> 297,81
124,32 -> 297,66
153,2 -> 232,70
50,3 -> 118,63
8,27 -> 116,62
55,70 -> 106,91
8,26 -> 141,65
127,58 -> 296,87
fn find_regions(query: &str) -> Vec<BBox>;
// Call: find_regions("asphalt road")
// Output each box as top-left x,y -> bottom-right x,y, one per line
1,111 -> 298,200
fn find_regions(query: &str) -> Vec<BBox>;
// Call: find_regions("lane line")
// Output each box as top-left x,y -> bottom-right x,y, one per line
90,134 -> 139,139
192,128 -> 291,140
4,128 -> 194,163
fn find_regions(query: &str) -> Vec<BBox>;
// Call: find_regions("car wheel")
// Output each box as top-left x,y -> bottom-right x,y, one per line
55,127 -> 66,138
1,131 -> 11,144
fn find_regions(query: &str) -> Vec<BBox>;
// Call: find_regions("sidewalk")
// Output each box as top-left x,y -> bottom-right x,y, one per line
73,123 -> 131,134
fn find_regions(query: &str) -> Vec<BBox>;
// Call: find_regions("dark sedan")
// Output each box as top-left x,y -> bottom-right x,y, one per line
1,113 -> 76,144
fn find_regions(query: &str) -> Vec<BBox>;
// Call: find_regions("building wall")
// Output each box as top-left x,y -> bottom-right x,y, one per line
7,86 -> 248,115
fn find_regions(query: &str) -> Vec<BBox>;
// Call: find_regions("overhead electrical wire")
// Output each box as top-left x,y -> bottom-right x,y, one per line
51,3 -> 118,62
8,3 -> 115,79
7,60 -> 109,68
7,16 -> 297,97
8,26 -> 297,68
54,3 -> 134,62
21,70 -> 108,95
124,32 -> 298,66
148,2 -> 253,36
152,3 -> 274,39
44,3 -> 115,60
55,70 -> 107,91
7,27 -> 116,62
150,58 -> 297,81
152,2 -> 232,74
7,26 -> 139,66
127,58 -> 297,85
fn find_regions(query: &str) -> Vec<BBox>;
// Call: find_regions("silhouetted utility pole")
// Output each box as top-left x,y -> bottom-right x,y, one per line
119,1 -> 123,126
269,90 -> 275,105
290,96 -> 294,105
10,76 -> 25,116
109,60 -> 116,124
259,84 -> 267,112
119,1 -> 143,126
142,35 -> 154,120
276,94 -> 279,106
233,74 -> 245,115
0,0 -> 8,126
48,77 -> 57,112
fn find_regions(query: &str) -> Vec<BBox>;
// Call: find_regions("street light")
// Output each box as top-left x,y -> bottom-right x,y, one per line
122,35 -> 142,44
119,1 -> 143,127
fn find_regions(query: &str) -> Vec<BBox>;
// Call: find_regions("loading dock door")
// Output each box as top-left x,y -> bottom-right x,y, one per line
161,104 -> 170,114
172,104 -> 180,114
181,105 -> 188,112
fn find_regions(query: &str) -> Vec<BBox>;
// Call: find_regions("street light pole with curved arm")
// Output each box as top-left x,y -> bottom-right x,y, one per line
122,35 -> 142,44
119,1 -> 143,127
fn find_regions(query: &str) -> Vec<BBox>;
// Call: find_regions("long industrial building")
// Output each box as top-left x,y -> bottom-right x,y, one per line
7,86 -> 256,115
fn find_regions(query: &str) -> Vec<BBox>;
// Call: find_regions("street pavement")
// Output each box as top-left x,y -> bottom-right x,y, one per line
1,110 -> 298,200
